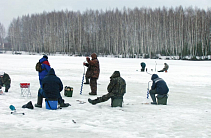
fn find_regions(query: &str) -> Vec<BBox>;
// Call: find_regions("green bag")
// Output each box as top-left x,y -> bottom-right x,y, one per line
64,86 -> 73,97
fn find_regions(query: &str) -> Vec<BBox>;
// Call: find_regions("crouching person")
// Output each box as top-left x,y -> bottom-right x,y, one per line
35,68 -> 70,108
150,74 -> 169,105
0,71 -> 11,92
158,63 -> 169,72
88,71 -> 126,107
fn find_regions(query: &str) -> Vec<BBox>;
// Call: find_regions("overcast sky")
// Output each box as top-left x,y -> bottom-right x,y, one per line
0,0 -> 211,30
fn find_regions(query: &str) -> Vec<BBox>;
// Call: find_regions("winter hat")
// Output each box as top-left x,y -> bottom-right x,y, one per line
91,53 -> 97,59
43,55 -> 48,60
0,71 -> 4,76
110,71 -> 120,78
151,74 -> 159,80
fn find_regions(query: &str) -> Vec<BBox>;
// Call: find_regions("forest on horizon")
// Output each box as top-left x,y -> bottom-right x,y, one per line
0,6 -> 211,59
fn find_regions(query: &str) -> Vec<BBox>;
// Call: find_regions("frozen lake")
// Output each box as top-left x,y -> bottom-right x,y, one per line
0,54 -> 210,138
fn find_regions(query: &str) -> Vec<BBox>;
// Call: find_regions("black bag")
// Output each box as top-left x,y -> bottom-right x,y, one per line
35,61 -> 44,72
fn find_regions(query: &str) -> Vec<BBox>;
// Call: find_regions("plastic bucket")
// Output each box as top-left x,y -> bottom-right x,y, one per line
156,94 -> 168,105
111,97 -> 123,107
45,100 -> 58,110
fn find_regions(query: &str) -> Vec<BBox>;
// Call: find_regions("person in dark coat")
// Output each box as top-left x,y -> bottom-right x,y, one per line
0,71 -> 11,92
83,53 -> 100,95
35,68 -> 70,108
140,62 -> 146,72
38,55 -> 51,88
158,63 -> 169,72
150,74 -> 169,104
88,71 -> 126,106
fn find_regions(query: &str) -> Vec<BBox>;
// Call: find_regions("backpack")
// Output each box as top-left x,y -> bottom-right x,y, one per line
35,61 -> 44,72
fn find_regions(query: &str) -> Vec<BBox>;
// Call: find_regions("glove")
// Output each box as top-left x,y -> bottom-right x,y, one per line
83,62 -> 86,66
86,57 -> 90,62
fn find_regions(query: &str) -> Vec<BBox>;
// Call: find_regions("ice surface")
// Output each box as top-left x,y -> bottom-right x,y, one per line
0,54 -> 210,138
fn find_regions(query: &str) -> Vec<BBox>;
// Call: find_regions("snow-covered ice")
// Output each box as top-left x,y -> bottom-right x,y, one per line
0,54 -> 210,138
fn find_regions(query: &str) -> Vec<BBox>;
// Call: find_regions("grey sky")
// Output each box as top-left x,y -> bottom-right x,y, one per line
0,0 -> 210,30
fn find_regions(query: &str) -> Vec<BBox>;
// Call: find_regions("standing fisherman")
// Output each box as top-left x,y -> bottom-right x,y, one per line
83,53 -> 100,95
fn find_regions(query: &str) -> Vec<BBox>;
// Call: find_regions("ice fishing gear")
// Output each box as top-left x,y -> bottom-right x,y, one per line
72,120 -> 76,123
9,105 -> 25,115
155,61 -> 157,72
147,81 -> 152,99
76,100 -> 86,104
64,86 -> 73,97
80,66 -> 85,95
9,105 -> 16,111
45,99 -> 58,110
146,68 -> 152,75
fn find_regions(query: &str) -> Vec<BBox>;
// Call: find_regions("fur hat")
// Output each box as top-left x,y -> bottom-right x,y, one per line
43,55 -> 48,60
0,71 -> 4,76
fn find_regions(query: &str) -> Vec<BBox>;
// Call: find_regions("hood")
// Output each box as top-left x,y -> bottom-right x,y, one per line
39,57 -> 48,63
91,53 -> 97,59
43,55 -> 48,60
47,68 -> 56,76
110,71 -> 120,78
151,74 -> 158,80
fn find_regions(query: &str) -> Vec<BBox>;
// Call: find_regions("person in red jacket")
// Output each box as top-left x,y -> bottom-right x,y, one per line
83,53 -> 100,95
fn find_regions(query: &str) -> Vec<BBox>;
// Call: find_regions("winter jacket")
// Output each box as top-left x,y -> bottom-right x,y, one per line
38,57 -> 51,80
0,73 -> 11,86
107,71 -> 126,97
42,68 -> 63,99
85,53 -> 100,79
151,74 -> 169,95
163,63 -> 169,71
141,62 -> 146,68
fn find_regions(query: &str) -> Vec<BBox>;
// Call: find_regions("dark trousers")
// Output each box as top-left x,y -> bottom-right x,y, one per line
149,89 -> 157,103
38,88 -> 64,104
0,82 -> 10,92
90,77 -> 97,93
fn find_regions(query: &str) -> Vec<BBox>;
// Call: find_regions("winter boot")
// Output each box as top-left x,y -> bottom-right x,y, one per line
150,93 -> 157,105
59,99 -> 70,107
35,96 -> 43,108
84,77 -> 90,84
89,92 -> 97,95
88,97 -> 101,105
60,102 -> 70,107
22,101 -> 34,109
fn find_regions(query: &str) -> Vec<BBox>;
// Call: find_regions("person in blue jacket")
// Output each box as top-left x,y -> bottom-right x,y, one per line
35,68 -> 70,108
150,74 -> 169,104
38,55 -> 51,88
35,55 -> 51,107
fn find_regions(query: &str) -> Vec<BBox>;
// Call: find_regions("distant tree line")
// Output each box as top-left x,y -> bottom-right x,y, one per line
3,6 -> 211,58
0,22 -> 6,48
